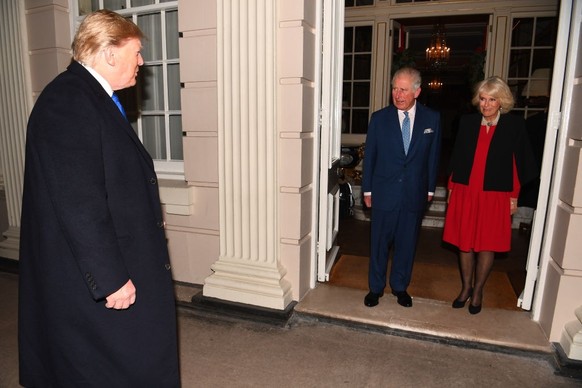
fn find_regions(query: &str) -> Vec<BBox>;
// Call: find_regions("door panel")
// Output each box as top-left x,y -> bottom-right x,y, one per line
317,0 -> 344,282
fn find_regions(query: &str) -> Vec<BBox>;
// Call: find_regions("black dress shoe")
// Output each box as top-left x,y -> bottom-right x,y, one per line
391,290 -> 413,307
364,291 -> 383,307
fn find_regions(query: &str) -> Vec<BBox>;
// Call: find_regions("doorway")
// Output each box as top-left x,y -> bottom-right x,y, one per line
332,14 -> 533,311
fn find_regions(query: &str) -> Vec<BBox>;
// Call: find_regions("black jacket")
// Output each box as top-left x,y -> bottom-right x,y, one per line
448,112 -> 537,192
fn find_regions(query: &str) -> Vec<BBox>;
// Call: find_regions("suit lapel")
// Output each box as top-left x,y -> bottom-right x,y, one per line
408,104 -> 427,157
386,107 -> 406,156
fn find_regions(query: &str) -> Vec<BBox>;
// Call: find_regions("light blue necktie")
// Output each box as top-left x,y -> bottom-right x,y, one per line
111,92 -> 127,119
402,111 -> 410,154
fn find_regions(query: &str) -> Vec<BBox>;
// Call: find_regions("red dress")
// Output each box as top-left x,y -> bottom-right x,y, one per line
443,124 -> 520,252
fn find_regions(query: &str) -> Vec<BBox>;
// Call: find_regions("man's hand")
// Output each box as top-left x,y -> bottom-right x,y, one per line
105,279 -> 136,310
363,195 -> 372,208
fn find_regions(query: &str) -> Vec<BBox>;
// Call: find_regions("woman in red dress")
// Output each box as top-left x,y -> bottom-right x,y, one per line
443,76 -> 537,314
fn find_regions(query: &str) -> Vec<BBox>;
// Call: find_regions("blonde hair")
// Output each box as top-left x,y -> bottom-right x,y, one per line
471,76 -> 515,112
72,9 -> 144,64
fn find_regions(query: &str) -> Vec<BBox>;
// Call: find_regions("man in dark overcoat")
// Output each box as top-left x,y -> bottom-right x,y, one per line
18,9 -> 180,387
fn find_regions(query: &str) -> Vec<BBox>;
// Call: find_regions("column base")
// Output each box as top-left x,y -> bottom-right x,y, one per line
203,258 -> 293,310
0,226 -> 20,260
561,316 -> 582,360
554,342 -> 582,379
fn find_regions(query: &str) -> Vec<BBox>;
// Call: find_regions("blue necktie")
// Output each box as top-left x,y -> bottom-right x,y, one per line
402,111 -> 410,154
111,92 -> 127,119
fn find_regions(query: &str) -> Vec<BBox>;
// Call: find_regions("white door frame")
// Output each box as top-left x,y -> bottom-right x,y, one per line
313,0 -> 345,285
528,0 -> 577,318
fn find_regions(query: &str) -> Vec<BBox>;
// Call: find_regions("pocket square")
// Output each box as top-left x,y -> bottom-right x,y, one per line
423,128 -> 434,134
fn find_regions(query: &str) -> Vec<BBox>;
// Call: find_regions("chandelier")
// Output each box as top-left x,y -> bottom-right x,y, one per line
428,78 -> 443,90
425,24 -> 450,69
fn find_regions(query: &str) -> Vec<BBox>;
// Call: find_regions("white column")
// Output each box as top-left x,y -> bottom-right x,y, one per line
203,0 -> 292,310
0,0 -> 30,260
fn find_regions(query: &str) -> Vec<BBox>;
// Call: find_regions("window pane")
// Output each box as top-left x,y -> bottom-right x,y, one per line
166,10 -> 180,59
342,109 -> 350,133
78,0 -> 99,15
342,82 -> 352,104
343,56 -> 353,79
142,116 -> 167,159
168,64 -> 181,110
353,82 -> 370,107
512,18 -> 533,47
352,109 -> 369,134
354,26 -> 372,52
131,0 -> 155,6
532,49 -> 554,70
354,54 -> 371,80
169,115 -> 183,160
142,65 -> 165,111
138,13 -> 162,61
104,0 -> 125,11
344,27 -> 354,53
511,80 -> 529,108
535,17 -> 558,46
508,49 -> 531,78
343,23 -> 372,135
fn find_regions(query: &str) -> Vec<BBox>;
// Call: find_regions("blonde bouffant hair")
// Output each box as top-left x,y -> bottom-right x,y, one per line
471,76 -> 515,113
72,9 -> 144,65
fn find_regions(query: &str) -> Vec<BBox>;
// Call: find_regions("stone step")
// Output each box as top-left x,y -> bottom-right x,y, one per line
428,200 -> 447,213
434,185 -> 448,198
422,210 -> 445,228
424,186 -> 447,228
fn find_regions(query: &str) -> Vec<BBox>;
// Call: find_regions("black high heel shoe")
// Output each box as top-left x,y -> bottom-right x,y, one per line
469,303 -> 482,315
469,292 -> 482,314
452,289 -> 473,309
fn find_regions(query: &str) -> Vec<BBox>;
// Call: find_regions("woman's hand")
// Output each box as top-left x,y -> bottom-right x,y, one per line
510,197 -> 518,215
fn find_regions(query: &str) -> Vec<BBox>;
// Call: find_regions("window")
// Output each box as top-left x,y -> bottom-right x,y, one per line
507,16 -> 557,118
342,25 -> 373,134
76,1 -> 183,176
345,0 -> 374,6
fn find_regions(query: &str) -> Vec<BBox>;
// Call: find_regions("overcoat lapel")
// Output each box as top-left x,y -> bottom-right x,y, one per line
69,62 -> 155,171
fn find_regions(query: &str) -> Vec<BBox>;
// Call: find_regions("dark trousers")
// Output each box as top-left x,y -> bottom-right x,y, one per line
368,207 -> 423,293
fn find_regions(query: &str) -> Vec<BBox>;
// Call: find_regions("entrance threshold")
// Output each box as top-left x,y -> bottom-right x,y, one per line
294,283 -> 552,356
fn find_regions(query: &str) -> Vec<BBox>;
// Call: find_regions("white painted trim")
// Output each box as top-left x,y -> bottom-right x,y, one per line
531,0 -> 577,319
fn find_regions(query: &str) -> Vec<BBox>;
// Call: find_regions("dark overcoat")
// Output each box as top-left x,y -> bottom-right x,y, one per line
18,61 -> 180,387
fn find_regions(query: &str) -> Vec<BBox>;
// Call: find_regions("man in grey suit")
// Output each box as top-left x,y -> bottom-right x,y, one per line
362,67 -> 441,308
18,10 -> 180,386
